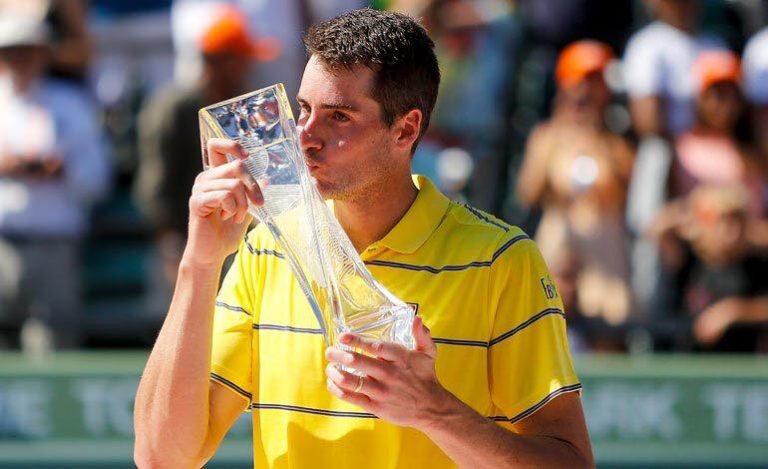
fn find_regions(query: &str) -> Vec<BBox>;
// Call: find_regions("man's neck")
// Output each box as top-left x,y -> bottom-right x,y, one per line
334,175 -> 419,253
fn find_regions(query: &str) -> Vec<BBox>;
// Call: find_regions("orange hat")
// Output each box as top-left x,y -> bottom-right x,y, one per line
555,40 -> 614,88
200,6 -> 279,61
693,50 -> 741,93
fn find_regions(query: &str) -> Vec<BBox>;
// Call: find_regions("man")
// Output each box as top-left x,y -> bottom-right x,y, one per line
0,13 -> 109,350
134,9 -> 592,468
135,4 -> 278,290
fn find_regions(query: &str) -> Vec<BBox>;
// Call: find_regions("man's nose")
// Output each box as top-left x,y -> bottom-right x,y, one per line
298,116 -> 323,155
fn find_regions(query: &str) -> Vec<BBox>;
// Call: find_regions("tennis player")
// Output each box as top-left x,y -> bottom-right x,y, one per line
134,9 -> 592,468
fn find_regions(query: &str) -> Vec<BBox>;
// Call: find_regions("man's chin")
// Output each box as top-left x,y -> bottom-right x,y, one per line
312,177 -> 340,200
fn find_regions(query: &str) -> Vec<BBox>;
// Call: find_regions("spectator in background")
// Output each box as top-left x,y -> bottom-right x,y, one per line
623,0 -> 727,138
650,185 -> 768,352
670,51 -> 766,213
623,0 -> 727,324
44,0 -> 92,84
134,5 -> 276,291
743,26 -> 768,164
395,0 -> 518,211
0,14 -> 110,352
650,51 -> 767,335
742,26 -> 768,252
517,41 -> 635,349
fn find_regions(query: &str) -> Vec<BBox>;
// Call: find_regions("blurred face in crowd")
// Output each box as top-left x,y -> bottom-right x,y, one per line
690,210 -> 748,266
558,72 -> 611,123
696,81 -> 744,133
652,0 -> 699,33
201,52 -> 251,100
297,56 -> 409,201
0,45 -> 48,91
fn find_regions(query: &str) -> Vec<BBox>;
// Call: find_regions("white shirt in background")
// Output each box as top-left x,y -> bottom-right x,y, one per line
0,76 -> 110,238
743,27 -> 768,106
623,21 -> 726,136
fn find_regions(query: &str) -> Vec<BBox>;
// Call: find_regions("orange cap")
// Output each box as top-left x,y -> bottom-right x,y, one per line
555,40 -> 614,88
693,50 -> 741,94
200,6 -> 279,61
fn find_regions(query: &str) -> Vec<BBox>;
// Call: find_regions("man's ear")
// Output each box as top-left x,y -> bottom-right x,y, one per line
394,109 -> 423,152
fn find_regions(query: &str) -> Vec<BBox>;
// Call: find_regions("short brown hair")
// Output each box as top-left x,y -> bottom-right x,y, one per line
304,9 -> 440,152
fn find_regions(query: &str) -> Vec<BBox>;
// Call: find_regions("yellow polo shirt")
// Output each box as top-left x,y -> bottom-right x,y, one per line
210,175 -> 580,468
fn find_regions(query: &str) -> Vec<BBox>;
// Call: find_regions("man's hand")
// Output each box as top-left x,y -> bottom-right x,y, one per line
326,318 -> 594,468
325,316 -> 453,429
0,153 -> 63,179
694,298 -> 740,345
186,138 -> 263,267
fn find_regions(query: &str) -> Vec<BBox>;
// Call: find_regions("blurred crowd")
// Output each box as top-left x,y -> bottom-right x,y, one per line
0,0 -> 767,354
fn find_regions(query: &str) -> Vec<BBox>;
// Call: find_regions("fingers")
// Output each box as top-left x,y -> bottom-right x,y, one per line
204,158 -> 254,185
326,377 -> 372,408
326,364 -> 385,399
412,316 -> 437,357
206,138 -> 248,167
337,334 -> 408,363
193,190 -> 241,220
191,159 -> 264,221
195,177 -> 255,208
204,158 -> 264,205
325,347 -> 395,381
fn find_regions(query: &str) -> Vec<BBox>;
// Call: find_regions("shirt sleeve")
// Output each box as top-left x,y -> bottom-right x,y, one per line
210,233 -> 258,405
487,233 -> 581,424
742,31 -> 768,105
623,30 -> 664,98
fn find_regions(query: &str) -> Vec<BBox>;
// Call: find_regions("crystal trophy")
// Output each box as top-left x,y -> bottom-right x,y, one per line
199,84 -> 414,352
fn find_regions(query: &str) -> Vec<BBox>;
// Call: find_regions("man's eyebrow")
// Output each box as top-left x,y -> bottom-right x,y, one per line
296,96 -> 360,112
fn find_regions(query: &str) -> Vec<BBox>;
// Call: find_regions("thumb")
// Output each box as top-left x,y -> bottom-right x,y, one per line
412,316 -> 436,357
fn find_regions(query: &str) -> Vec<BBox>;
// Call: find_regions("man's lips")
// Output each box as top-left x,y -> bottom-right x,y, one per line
305,159 -> 322,172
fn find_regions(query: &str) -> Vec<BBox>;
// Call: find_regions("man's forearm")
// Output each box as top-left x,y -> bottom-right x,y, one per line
740,296 -> 768,322
133,259 -> 222,467
420,393 -> 592,468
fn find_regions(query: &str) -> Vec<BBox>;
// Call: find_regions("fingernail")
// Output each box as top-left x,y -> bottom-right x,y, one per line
339,334 -> 352,344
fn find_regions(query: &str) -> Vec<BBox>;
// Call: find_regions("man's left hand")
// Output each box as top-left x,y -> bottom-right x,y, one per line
325,316 -> 453,429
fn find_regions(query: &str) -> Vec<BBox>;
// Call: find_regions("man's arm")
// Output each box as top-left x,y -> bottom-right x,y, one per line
629,96 -> 665,138
326,318 -> 593,468
134,261 -> 247,468
133,139 -> 262,467
515,124 -> 552,208
694,295 -> 768,346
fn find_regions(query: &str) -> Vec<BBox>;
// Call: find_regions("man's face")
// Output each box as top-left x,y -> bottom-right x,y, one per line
296,56 -> 403,201
561,72 -> 611,115
697,82 -> 743,132
202,53 -> 250,96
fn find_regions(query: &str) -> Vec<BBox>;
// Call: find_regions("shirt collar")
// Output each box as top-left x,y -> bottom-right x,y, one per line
377,175 -> 450,254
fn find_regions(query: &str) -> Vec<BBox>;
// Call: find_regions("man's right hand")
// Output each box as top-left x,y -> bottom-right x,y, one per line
185,138 -> 264,267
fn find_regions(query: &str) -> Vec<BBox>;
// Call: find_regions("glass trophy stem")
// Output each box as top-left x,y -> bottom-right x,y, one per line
199,83 -> 414,355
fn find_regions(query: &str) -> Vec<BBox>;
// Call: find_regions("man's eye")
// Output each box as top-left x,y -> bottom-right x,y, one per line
332,111 -> 350,122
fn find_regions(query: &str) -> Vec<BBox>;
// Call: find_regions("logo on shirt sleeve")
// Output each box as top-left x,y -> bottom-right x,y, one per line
540,276 -> 559,300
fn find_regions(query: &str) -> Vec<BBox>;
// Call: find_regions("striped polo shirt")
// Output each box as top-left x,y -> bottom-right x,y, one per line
210,175 -> 580,468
